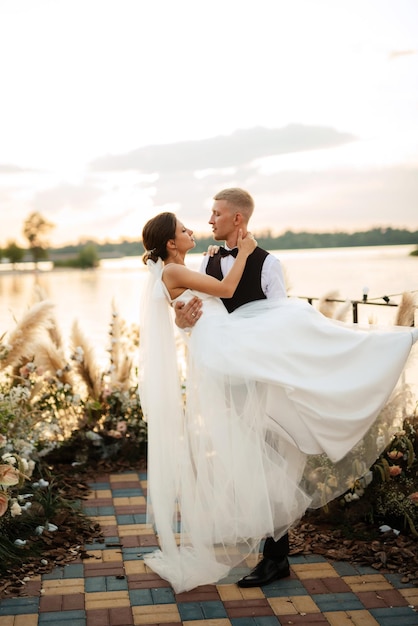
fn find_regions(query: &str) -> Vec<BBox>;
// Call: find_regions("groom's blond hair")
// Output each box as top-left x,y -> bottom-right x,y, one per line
213,188 -> 254,222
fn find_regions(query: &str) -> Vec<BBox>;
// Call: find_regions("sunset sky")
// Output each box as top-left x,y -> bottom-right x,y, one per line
1,0 -> 417,247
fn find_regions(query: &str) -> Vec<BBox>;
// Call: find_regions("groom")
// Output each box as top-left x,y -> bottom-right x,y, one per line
174,187 -> 291,588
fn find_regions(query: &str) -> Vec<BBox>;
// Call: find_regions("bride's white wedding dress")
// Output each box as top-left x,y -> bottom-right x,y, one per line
139,259 -> 417,593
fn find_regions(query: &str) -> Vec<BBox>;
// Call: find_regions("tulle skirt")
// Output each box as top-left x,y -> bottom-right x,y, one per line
142,292 -> 417,592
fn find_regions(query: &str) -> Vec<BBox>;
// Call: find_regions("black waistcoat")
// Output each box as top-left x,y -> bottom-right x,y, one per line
206,246 -> 269,312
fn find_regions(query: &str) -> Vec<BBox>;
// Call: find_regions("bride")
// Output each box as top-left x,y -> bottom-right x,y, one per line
139,211 -> 418,593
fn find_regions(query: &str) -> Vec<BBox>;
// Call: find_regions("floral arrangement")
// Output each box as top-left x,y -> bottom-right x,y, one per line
358,415 -> 418,535
0,297 -> 146,575
0,435 -> 36,520
0,298 -> 147,465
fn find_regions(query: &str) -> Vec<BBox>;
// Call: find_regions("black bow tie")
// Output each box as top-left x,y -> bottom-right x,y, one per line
219,246 -> 238,258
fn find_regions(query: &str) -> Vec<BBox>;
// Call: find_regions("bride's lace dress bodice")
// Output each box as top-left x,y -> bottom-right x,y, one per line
170,288 -> 228,318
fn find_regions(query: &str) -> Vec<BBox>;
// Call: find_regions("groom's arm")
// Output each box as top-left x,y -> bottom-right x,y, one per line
262,255 -> 287,299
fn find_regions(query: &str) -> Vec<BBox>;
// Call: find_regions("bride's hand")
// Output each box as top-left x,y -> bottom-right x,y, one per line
203,245 -> 220,257
237,230 -> 257,256
174,297 -> 202,328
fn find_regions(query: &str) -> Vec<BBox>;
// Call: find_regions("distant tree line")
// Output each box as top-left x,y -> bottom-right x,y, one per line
252,226 -> 418,252
48,226 -> 418,259
1,214 -> 418,270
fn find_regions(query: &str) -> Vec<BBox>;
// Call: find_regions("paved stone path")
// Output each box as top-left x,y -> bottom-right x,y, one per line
0,470 -> 417,625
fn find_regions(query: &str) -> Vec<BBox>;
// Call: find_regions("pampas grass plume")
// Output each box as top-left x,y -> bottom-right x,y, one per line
318,290 -> 340,319
0,301 -> 55,370
395,292 -> 417,327
71,321 -> 102,400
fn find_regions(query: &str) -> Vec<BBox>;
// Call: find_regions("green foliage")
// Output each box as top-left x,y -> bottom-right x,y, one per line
256,228 -> 418,251
368,417 -> 418,535
49,227 -> 418,260
3,228 -> 418,267
53,243 -> 100,269
3,241 -> 25,266
338,416 -> 418,536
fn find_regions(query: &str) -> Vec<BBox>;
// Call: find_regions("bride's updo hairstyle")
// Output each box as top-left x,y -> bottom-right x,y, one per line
142,212 -> 177,264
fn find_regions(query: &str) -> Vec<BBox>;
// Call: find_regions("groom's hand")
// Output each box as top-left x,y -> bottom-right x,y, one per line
174,297 -> 203,328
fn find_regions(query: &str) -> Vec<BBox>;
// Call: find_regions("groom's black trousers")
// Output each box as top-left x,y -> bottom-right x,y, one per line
263,532 -> 289,561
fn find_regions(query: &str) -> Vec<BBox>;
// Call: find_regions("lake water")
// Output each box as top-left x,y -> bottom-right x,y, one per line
1,244 -> 417,371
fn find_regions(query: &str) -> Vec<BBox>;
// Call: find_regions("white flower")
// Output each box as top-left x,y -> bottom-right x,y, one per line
362,471 -> 373,487
2,453 -> 17,465
14,539 -> 27,546
85,431 -> 102,442
73,346 -> 84,363
35,525 -> 45,535
379,524 -> 392,533
379,524 -> 400,536
10,500 -> 22,517
18,493 -> 34,501
32,478 -> 49,488
27,460 -> 35,476
46,523 -> 58,532
376,435 -> 386,448
56,369 -> 63,377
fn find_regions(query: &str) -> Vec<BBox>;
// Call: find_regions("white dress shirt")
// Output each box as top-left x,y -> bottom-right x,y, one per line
200,248 -> 287,299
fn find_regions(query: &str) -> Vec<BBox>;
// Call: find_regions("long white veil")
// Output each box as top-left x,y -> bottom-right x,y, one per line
138,259 -> 184,557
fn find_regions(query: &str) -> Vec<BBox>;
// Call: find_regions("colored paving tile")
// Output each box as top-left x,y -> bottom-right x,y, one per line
0,469 -> 417,626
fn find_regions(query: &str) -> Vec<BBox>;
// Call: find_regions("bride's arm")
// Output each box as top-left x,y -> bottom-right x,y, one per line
165,231 -> 256,299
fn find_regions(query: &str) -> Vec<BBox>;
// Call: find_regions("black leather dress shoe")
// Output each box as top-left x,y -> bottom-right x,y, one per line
237,557 -> 290,588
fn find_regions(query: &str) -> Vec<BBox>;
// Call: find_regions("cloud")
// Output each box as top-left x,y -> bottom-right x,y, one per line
246,165 -> 418,233
388,49 -> 416,60
90,125 -> 357,173
0,163 -> 35,173
32,182 -> 103,214
146,162 -> 418,235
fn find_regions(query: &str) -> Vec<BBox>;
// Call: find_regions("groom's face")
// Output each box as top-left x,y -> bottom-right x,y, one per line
209,200 -> 237,242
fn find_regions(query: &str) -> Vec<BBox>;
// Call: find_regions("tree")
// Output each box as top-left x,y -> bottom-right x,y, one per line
4,240 -> 25,268
77,243 -> 99,269
23,212 -> 55,266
